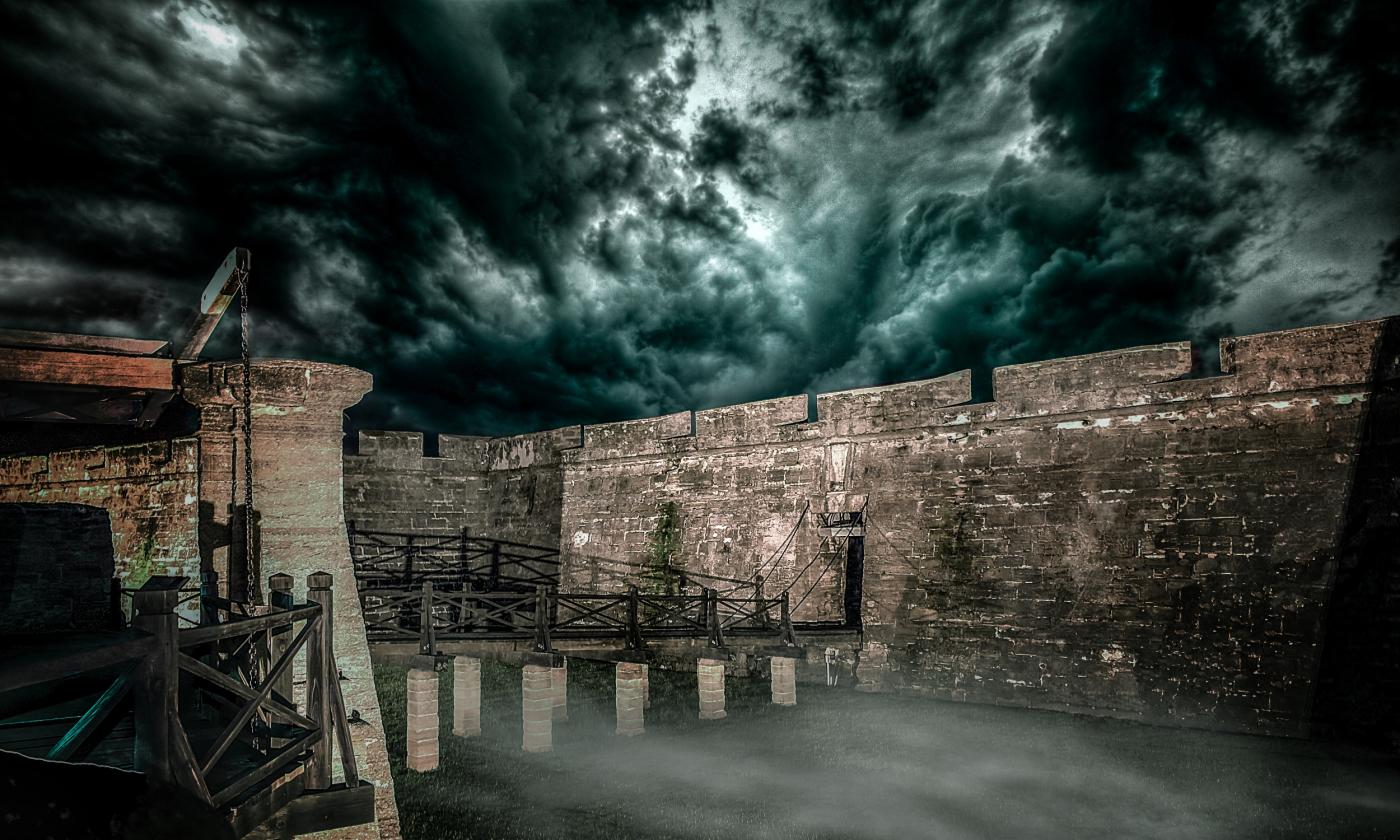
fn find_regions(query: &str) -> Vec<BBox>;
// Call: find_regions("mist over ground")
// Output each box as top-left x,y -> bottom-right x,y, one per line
375,659 -> 1400,840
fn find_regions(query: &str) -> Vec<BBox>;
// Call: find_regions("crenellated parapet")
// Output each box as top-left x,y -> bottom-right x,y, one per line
347,426 -> 583,473
818,371 -> 972,436
555,318 -> 1392,460
485,425 -> 582,471
1220,318 -> 1390,392
991,342 -> 1194,418
695,394 -> 807,446
578,410 -> 694,460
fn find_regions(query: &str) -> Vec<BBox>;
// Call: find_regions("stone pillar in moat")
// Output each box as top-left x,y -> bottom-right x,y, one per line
406,667 -> 439,772
615,662 -> 645,736
697,658 -> 727,720
771,657 -> 797,706
180,360 -> 400,838
453,657 -> 481,737
522,664 -> 553,753
551,659 -> 568,722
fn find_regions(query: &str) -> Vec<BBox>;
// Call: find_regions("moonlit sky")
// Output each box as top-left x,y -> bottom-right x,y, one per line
1,1 -> 1397,435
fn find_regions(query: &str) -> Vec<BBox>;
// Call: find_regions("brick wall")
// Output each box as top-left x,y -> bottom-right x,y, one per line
345,317 -> 1400,738
0,503 -> 118,632
0,439 -> 200,611
343,425 -> 581,549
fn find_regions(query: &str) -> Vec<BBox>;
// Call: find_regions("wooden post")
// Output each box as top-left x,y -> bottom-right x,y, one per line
755,575 -> 771,628
305,571 -> 335,790
489,542 -> 502,591
707,589 -> 725,649
779,591 -> 798,647
268,573 -> 294,708
131,579 -> 181,785
199,570 -> 220,627
458,525 -> 472,589
419,580 -> 436,657
533,586 -> 551,653
625,585 -> 643,651
403,534 -> 415,585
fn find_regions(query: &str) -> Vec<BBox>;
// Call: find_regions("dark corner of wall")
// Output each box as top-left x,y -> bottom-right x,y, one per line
1311,316 -> 1400,748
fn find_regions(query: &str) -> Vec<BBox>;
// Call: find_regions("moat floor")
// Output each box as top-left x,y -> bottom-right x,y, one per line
373,659 -> 1400,840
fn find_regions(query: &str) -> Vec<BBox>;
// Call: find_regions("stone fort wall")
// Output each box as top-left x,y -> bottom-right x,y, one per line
344,317 -> 1400,740
0,439 -> 202,594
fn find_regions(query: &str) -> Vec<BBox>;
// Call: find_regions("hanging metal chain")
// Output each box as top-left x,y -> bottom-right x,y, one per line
239,265 -> 257,606
237,264 -> 263,717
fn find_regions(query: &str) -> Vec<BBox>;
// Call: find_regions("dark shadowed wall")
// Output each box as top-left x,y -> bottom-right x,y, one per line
0,503 -> 118,633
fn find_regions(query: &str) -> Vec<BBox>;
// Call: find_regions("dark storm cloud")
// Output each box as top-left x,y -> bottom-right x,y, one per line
1,0 -> 1397,436
1028,1 -> 1301,172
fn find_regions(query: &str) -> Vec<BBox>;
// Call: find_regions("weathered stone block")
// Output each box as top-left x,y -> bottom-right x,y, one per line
406,668 -> 439,772
521,665 -> 553,753
453,657 -> 481,737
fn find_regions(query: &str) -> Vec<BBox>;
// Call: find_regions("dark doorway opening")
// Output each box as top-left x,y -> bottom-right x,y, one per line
0,503 -> 116,633
844,536 -> 864,628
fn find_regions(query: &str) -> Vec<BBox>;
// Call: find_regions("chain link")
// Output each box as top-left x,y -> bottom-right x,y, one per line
239,266 -> 257,606
237,266 -> 261,708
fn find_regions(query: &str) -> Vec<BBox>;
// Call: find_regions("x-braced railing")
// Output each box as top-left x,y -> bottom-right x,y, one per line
362,583 -> 799,654
348,523 -> 562,593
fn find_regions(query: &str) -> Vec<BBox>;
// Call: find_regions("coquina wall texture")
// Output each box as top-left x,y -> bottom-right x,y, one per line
344,425 -> 581,549
345,317 -> 1400,741
0,439 -> 202,625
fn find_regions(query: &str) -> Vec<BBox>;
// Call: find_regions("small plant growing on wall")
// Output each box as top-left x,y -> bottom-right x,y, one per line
647,501 -> 683,595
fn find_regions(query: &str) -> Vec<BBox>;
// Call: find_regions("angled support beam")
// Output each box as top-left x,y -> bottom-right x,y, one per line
136,246 -> 249,428
176,246 -> 250,361
46,668 -> 134,761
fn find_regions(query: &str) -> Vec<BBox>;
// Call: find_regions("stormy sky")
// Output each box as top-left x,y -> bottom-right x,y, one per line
2,1 -> 1398,436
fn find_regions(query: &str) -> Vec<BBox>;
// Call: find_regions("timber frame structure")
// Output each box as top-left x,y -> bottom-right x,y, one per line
0,571 -> 373,838
0,247 -> 248,427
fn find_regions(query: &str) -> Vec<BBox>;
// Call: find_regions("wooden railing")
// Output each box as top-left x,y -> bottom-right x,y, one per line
0,571 -> 373,838
362,583 -> 799,654
348,523 -> 561,592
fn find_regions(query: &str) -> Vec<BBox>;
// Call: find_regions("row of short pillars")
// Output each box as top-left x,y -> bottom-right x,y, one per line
406,655 -> 799,770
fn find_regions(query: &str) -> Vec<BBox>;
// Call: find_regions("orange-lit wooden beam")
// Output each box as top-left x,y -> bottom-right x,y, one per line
0,346 -> 173,391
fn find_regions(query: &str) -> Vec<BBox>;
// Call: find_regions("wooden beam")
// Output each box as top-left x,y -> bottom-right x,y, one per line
177,604 -> 321,648
45,668 -> 134,761
280,782 -> 376,837
0,347 -> 173,391
175,246 -> 249,360
0,631 -> 157,694
0,328 -> 168,356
